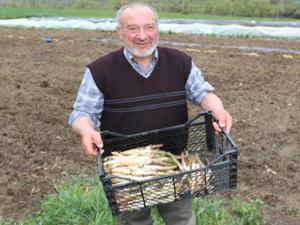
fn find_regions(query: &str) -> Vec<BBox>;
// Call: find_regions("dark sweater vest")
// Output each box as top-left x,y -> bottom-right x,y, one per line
87,47 -> 191,153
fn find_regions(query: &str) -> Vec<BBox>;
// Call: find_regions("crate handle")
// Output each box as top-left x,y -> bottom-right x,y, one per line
100,130 -> 126,138
221,128 -> 238,148
97,149 -> 105,178
186,111 -> 212,125
100,111 -> 212,140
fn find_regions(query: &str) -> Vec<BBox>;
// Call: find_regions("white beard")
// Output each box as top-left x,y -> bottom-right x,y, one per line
125,37 -> 159,58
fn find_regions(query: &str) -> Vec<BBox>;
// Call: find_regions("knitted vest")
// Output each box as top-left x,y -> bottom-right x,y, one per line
87,46 -> 191,138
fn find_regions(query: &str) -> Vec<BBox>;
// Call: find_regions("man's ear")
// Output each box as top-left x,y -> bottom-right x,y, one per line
116,26 -> 123,40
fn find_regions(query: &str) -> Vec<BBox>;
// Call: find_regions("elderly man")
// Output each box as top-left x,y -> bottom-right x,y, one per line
68,2 -> 232,225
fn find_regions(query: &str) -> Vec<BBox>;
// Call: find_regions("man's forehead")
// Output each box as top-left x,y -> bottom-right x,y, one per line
121,5 -> 156,24
123,5 -> 153,14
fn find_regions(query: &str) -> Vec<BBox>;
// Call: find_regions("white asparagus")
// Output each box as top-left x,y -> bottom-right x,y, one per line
103,145 -> 214,211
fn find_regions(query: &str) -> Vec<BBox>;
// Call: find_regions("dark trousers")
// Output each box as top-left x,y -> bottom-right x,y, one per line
116,198 -> 196,225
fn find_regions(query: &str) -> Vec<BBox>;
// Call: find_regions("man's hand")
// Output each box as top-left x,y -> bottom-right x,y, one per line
72,117 -> 104,158
81,128 -> 104,158
212,109 -> 232,133
200,93 -> 232,133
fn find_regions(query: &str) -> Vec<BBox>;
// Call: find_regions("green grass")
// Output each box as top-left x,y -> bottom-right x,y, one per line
158,11 -> 300,21
1,6 -> 299,22
0,177 -> 265,225
0,7 -> 116,19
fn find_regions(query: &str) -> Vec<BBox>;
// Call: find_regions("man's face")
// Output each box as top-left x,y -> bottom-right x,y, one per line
117,6 -> 159,59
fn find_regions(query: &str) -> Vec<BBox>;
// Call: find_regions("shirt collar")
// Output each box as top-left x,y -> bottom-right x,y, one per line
123,47 -> 159,64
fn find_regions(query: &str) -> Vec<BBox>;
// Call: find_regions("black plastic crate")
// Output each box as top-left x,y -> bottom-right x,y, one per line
98,112 -> 238,216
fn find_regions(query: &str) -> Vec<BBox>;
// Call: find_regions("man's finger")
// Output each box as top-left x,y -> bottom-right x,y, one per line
220,112 -> 227,127
225,112 -> 232,133
82,135 -> 98,158
213,121 -> 221,133
92,132 -> 104,154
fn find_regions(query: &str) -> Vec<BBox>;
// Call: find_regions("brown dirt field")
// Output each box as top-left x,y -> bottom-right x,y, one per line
0,28 -> 299,224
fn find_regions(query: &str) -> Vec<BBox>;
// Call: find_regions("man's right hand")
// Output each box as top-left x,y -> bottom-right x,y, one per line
72,117 -> 104,158
81,128 -> 103,158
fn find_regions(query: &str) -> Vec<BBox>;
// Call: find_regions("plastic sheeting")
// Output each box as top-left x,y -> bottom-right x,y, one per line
1,17 -> 300,39
88,37 -> 300,55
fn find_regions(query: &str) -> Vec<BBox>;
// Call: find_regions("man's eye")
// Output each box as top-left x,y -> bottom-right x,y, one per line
128,27 -> 138,32
145,26 -> 154,31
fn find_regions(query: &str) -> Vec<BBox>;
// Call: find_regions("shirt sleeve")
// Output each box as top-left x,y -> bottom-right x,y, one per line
185,61 -> 215,105
67,68 -> 104,128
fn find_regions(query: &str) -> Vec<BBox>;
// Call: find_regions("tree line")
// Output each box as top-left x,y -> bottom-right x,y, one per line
201,0 -> 300,19
2,0 -> 300,19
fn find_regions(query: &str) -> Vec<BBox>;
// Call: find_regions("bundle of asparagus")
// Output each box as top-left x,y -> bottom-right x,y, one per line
103,144 -> 214,211
174,151 -> 214,195
104,144 -> 180,211
103,144 -> 180,184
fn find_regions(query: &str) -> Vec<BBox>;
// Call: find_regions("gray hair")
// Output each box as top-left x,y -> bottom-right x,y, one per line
116,2 -> 159,27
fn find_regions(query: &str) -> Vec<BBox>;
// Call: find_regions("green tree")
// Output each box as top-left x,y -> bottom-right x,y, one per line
256,0 -> 272,17
232,0 -> 248,16
216,0 -> 234,15
72,0 -> 101,9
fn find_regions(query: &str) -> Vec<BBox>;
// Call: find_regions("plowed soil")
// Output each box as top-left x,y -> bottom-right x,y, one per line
0,28 -> 299,225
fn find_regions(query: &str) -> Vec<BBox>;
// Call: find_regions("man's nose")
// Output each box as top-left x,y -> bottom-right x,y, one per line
137,29 -> 147,40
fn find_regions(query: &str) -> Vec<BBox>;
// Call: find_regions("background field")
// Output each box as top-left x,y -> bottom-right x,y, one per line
0,27 -> 299,224
0,0 -> 300,224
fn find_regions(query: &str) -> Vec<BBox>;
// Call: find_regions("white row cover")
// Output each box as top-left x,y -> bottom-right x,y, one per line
1,18 -> 300,39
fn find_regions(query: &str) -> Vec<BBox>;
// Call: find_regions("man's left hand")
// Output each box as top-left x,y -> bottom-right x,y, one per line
212,109 -> 232,133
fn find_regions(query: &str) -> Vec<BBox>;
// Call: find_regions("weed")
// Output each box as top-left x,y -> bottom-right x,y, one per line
1,67 -> 12,81
232,197 -> 265,225
0,177 -> 266,225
